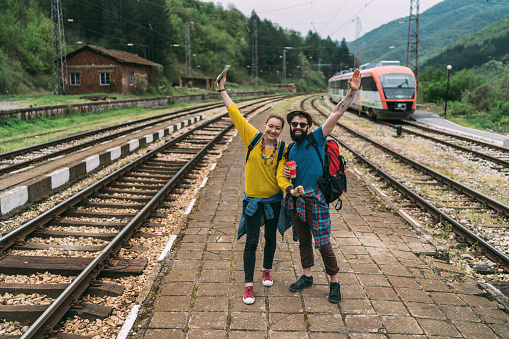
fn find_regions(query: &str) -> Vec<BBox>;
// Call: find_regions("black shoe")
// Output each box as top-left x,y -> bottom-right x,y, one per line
289,275 -> 313,292
328,282 -> 341,303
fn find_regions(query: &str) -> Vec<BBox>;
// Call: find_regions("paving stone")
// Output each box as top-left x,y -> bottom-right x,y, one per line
270,331 -> 309,338
269,313 -> 307,331
364,286 -> 399,301
195,282 -> 230,297
165,269 -> 198,282
159,281 -> 194,296
143,329 -> 184,338
188,311 -> 227,330
452,320 -> 498,339
428,292 -> 466,305
386,276 -> 421,289
371,300 -> 410,316
186,329 -> 226,338
302,296 -> 340,313
308,333 -> 348,339
344,314 -> 383,333
148,311 -> 188,329
307,313 -> 346,332
395,287 -> 433,303
201,259 -> 231,270
340,299 -> 375,315
473,306 -> 509,324
381,315 -> 423,335
193,295 -> 229,312
356,274 -> 390,287
438,304 -> 481,322
154,296 -> 191,312
199,269 -> 230,283
229,330 -> 267,339
230,311 -> 267,331
417,318 -> 461,337
268,296 -> 303,313
404,301 -> 446,319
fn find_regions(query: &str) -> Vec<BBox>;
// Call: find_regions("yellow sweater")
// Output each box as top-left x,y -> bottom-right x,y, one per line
227,103 -> 292,198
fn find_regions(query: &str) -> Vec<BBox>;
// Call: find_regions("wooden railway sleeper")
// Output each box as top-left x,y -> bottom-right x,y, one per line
90,278 -> 103,287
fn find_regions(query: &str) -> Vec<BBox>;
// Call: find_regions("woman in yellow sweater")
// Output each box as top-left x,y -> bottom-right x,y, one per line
217,73 -> 303,305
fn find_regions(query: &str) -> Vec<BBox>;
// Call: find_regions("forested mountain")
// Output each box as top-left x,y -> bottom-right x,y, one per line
353,0 -> 509,66
424,15 -> 509,71
0,0 -> 355,94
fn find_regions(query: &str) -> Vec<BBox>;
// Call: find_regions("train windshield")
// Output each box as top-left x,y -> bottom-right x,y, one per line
379,74 -> 415,99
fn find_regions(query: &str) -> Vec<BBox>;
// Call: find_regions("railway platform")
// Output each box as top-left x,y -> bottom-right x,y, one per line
411,109 -> 509,146
133,112 -> 509,338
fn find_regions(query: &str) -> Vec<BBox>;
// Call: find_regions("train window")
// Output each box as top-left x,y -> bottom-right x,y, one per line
379,74 -> 415,88
360,76 -> 375,91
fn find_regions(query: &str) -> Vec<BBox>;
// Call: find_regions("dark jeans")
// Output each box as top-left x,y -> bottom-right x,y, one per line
243,201 -> 281,283
289,199 -> 339,277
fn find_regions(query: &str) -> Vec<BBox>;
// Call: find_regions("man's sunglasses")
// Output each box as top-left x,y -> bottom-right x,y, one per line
290,122 -> 308,128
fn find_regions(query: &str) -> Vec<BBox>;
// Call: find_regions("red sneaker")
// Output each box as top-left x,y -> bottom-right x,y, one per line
262,270 -> 273,286
243,286 -> 255,304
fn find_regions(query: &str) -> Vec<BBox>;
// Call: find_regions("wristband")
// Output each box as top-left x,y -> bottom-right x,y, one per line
218,88 -> 226,92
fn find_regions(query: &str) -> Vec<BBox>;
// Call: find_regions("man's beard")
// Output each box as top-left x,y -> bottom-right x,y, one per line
290,128 -> 308,142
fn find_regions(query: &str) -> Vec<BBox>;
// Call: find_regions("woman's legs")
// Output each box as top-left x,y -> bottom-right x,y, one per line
243,202 -> 263,285
262,202 -> 280,270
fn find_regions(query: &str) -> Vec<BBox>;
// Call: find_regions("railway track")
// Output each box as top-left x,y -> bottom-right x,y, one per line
0,97 -> 283,338
332,98 -> 509,172
302,97 -> 509,275
380,120 -> 509,171
0,101 -> 227,177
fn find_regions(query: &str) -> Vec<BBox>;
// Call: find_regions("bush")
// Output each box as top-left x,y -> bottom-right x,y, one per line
448,100 -> 477,117
464,83 -> 496,111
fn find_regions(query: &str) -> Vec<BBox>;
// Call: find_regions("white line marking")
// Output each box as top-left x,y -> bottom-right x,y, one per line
116,304 -> 140,339
158,235 -> 177,262
200,177 -> 208,188
184,199 -> 196,215
210,163 -> 217,171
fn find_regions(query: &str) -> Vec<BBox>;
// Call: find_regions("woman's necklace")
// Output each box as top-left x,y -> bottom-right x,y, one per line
261,137 -> 277,166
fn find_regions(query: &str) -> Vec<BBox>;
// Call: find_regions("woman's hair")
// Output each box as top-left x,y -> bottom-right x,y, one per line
265,113 -> 285,128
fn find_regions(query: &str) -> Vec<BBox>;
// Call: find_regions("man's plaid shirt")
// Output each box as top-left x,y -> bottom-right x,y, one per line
282,186 -> 331,248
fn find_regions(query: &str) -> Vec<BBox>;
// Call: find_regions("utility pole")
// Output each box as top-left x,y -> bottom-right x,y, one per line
185,21 -> 192,76
406,0 -> 420,94
251,19 -> 258,88
355,17 -> 361,68
51,0 -> 68,95
282,48 -> 287,85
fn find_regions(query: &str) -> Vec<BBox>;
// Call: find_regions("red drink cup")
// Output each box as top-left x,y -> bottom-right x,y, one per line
285,161 -> 297,179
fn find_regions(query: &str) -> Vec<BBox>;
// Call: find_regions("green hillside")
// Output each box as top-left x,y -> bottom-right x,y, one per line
353,0 -> 509,66
424,15 -> 509,71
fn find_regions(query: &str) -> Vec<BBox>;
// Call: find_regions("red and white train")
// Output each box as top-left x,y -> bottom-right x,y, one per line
328,61 -> 416,120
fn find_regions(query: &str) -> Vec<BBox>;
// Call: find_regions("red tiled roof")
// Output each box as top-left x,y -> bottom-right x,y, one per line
68,44 -> 155,66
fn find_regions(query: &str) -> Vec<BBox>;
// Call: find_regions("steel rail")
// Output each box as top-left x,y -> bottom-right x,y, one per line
404,120 -> 509,153
307,98 -> 509,274
18,98 -> 282,338
376,120 -> 509,169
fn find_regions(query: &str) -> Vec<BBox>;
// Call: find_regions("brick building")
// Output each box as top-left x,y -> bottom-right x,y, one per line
65,43 -> 160,95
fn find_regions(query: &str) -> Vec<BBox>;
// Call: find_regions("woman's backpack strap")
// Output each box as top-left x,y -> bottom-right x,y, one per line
246,132 -> 263,163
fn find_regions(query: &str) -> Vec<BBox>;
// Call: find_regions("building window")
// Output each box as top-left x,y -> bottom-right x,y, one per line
100,72 -> 111,86
70,73 -> 80,85
130,72 -> 134,86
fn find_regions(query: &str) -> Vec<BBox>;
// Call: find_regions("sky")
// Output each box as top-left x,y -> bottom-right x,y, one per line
219,0 -> 444,42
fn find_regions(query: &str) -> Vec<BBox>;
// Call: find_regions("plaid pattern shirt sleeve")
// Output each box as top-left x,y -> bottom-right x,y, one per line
282,186 -> 331,248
